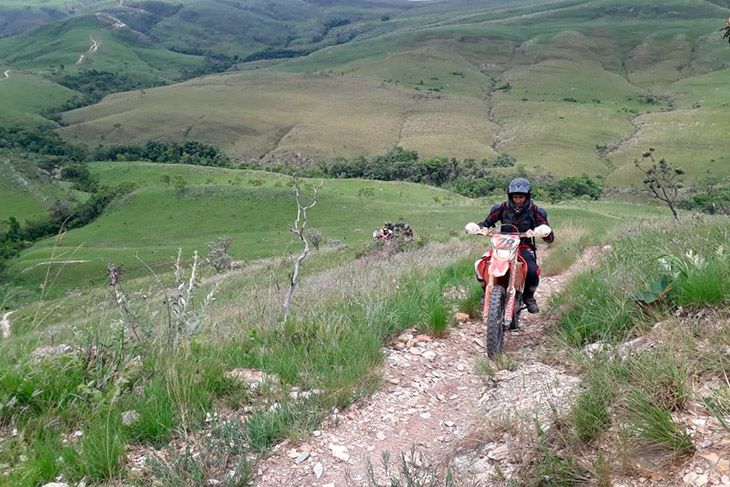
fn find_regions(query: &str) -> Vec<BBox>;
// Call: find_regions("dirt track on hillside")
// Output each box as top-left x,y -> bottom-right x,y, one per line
255,246 -> 600,486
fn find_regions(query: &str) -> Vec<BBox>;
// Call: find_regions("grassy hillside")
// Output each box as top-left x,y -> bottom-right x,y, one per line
0,150 -> 87,224
0,175 -> 712,486
4,162 -> 673,298
49,0 -> 730,183
3,162 -> 478,294
58,72 -> 498,161
0,70 -> 80,127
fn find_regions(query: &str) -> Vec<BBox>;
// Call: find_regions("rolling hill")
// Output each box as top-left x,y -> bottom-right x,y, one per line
47,0 -> 730,183
3,161 -> 671,297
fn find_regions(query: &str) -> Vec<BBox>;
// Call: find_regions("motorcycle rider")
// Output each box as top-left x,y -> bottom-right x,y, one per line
465,177 -> 554,315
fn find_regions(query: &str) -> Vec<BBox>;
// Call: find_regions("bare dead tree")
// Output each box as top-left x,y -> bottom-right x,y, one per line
282,180 -> 323,321
635,148 -> 683,221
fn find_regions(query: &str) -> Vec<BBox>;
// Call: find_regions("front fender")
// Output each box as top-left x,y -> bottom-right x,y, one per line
489,260 -> 510,277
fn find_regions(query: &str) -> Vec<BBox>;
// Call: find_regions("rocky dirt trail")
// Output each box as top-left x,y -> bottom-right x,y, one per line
255,247 -> 599,486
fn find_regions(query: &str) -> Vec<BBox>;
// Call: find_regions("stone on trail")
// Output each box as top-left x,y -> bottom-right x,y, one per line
422,350 -> 437,361
314,462 -> 324,479
455,312 -> 470,322
294,451 -> 310,464
329,444 -> 350,462
224,368 -> 280,389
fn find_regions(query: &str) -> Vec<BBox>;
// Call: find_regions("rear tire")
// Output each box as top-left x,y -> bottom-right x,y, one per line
485,285 -> 506,358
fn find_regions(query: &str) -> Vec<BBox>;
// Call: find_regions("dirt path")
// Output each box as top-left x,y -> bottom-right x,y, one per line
1,311 -> 14,339
255,247 -> 600,486
96,12 -> 127,29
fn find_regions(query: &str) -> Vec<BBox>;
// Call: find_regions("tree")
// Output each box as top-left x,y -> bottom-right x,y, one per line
282,179 -> 322,322
724,17 -> 730,44
635,148 -> 683,221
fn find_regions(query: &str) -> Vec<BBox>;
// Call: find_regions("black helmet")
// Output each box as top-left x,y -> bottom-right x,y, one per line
507,177 -> 531,213
507,177 -> 531,196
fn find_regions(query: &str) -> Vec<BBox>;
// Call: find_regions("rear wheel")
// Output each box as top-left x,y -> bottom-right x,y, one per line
485,285 -> 506,358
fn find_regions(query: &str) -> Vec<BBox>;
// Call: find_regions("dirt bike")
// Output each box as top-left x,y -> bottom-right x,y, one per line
472,226 -> 536,358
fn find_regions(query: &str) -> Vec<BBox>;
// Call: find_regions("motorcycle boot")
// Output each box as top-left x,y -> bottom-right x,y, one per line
524,296 -> 539,314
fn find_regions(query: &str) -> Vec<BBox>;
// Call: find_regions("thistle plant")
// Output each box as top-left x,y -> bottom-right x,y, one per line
167,250 -> 217,348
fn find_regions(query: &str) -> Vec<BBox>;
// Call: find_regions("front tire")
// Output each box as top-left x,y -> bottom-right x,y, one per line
485,285 -> 506,358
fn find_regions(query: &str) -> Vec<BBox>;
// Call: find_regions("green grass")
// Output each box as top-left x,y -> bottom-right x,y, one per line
4,162 -> 675,300
623,391 -> 694,459
0,71 -> 80,127
551,217 -> 730,347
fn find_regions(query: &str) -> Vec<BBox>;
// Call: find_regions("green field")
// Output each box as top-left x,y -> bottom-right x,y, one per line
0,70 -> 80,127
4,162 -> 674,298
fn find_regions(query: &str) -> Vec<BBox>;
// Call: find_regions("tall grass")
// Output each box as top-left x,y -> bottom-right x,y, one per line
80,407 -> 125,481
541,223 -> 589,276
551,218 -> 730,347
623,391 -> 694,459
552,272 -> 638,347
1,239 -> 484,483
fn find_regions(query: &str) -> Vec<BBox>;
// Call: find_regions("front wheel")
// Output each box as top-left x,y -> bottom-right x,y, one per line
485,285 -> 506,358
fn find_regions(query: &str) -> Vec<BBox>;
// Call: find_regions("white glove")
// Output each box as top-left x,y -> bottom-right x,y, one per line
464,222 -> 481,235
534,224 -> 552,238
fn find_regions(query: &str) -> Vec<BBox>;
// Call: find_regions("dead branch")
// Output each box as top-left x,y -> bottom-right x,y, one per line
282,179 -> 323,321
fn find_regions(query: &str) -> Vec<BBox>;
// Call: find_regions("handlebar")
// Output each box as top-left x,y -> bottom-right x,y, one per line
470,227 -> 536,238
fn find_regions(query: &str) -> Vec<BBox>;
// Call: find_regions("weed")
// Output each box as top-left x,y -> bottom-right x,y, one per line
121,376 -> 177,445
423,283 -> 451,337
148,419 -> 253,487
364,445 -> 455,487
473,357 -> 495,379
80,406 -> 125,481
555,272 -> 637,347
491,353 -> 518,372
621,351 -> 690,412
570,380 -> 612,443
532,445 -> 589,486
622,391 -> 694,461
702,386 -> 730,433
245,401 -> 322,453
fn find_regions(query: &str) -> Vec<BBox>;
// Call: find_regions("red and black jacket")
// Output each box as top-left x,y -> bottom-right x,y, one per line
478,201 -> 555,249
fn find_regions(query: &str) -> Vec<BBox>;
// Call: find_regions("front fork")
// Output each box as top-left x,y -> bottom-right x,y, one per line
503,261 -> 517,328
